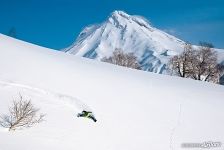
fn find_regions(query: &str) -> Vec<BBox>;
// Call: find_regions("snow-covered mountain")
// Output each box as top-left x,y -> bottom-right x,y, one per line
1,34 -> 224,150
65,11 -> 224,74
64,10 -> 187,73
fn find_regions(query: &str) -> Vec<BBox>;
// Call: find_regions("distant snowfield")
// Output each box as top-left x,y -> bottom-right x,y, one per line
0,34 -> 224,150
65,11 -> 224,74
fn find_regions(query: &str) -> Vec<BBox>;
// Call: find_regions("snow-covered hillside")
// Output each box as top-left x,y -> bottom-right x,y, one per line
65,10 -> 224,74
64,11 -> 187,73
0,34 -> 224,150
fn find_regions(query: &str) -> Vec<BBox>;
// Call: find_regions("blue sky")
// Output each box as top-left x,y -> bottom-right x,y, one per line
0,0 -> 224,49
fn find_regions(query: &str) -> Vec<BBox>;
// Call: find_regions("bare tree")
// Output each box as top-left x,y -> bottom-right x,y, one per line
168,43 -> 194,77
7,27 -> 17,38
0,95 -> 45,131
191,42 -> 219,82
102,48 -> 141,69
217,64 -> 224,84
168,42 -> 222,84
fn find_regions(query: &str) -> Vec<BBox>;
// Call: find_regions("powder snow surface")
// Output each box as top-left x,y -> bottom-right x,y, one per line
0,34 -> 224,150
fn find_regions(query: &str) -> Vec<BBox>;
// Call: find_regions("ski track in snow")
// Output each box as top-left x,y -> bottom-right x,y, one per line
170,104 -> 182,150
0,79 -> 93,113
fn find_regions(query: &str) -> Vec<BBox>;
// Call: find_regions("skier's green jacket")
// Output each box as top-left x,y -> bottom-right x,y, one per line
77,111 -> 97,122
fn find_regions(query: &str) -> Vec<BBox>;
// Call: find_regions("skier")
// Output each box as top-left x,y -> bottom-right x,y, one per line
77,110 -> 97,122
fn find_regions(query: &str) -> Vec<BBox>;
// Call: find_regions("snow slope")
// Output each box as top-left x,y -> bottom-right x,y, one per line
0,34 -> 224,150
64,11 -> 187,73
65,10 -> 224,74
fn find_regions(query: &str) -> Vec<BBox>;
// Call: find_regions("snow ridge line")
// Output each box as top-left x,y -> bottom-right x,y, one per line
0,80 -> 92,112
170,104 -> 182,150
